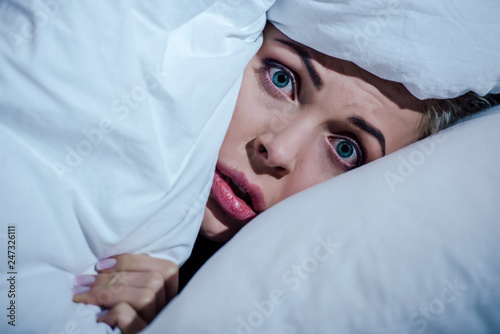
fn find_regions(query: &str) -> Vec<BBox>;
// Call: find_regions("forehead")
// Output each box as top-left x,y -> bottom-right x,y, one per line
263,24 -> 422,110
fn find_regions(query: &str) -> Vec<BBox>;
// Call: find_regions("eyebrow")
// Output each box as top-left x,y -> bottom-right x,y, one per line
274,38 -> 323,90
348,116 -> 386,156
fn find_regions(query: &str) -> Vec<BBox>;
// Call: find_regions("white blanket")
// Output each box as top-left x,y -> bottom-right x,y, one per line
0,1 -> 268,332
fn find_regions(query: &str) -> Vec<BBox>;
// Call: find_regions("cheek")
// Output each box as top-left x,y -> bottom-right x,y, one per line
218,74 -> 258,159
280,147 -> 340,202
231,58 -> 294,131
219,108 -> 258,166
220,67 -> 283,159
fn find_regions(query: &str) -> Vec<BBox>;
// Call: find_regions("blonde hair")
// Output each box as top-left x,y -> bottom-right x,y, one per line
418,92 -> 500,140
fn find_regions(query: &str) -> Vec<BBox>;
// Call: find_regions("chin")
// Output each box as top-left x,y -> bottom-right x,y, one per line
200,199 -> 241,243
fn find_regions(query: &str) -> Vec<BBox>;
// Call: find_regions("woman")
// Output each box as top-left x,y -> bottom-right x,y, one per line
72,24 -> 498,333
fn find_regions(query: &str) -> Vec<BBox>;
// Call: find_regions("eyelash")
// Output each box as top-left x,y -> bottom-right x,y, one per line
257,58 -> 365,171
258,58 -> 299,100
327,135 -> 364,171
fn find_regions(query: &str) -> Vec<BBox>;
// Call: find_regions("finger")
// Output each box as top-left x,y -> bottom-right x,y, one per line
77,271 -> 167,311
97,254 -> 179,306
97,254 -> 179,282
97,303 -> 147,334
73,286 -> 157,323
163,266 -> 179,305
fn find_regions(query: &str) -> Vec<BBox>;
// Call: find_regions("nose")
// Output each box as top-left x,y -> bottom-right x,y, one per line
253,117 -> 309,177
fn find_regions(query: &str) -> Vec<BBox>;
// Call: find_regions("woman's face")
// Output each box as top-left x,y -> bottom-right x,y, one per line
202,24 -> 424,242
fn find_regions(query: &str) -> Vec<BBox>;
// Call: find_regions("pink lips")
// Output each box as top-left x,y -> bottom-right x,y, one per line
211,164 -> 265,222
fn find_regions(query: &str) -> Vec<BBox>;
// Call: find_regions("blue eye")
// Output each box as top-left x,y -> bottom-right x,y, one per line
268,67 -> 294,98
337,140 -> 354,158
329,137 -> 361,169
272,70 -> 290,88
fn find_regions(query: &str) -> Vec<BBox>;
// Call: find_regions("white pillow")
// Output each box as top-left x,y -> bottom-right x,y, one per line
0,1 -> 269,333
268,0 -> 500,99
146,106 -> 500,333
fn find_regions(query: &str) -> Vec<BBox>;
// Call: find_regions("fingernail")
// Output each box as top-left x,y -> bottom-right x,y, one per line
72,285 -> 90,295
96,309 -> 109,319
96,258 -> 116,270
75,275 -> 95,286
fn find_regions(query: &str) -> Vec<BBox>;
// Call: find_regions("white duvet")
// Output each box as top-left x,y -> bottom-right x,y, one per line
0,1 -> 268,332
0,0 -> 499,333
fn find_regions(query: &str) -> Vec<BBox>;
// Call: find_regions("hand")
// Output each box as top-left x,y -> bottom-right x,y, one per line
72,254 -> 179,334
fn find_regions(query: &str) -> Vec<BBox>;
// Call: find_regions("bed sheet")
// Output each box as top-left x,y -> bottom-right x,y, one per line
0,1 -> 269,333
